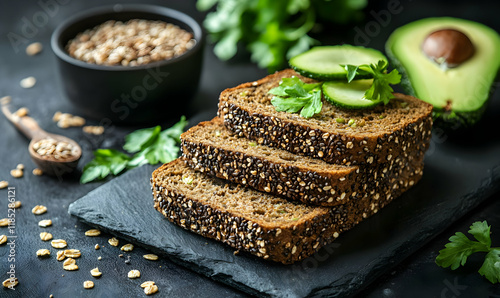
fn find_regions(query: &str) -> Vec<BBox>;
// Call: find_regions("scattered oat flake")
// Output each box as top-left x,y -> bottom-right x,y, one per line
83,280 -> 94,289
38,219 -> 52,227
0,96 -> 11,105
0,218 -> 9,227
10,169 -> 23,178
11,201 -> 21,209
143,254 -> 159,261
90,267 -> 102,277
36,248 -> 51,257
64,249 -> 81,258
141,281 -> 155,288
20,76 -> 36,88
32,205 -> 47,215
121,244 -> 134,252
32,168 -> 43,176
63,258 -> 76,266
51,239 -> 67,249
14,107 -> 29,117
26,42 -> 43,56
108,237 -> 119,246
56,250 -> 66,261
0,181 -> 8,189
2,277 -> 18,288
40,232 -> 53,241
63,264 -> 79,271
85,229 -> 101,237
128,270 -> 141,279
97,256 -> 102,260
83,125 -> 105,135
0,235 -> 7,245
144,284 -> 159,295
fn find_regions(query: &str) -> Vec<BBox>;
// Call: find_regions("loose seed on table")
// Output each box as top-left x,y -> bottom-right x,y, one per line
85,229 -> 101,237
0,181 -> 8,189
0,218 -> 9,226
2,277 -> 18,288
83,280 -> 94,289
143,254 -> 159,261
90,267 -> 102,277
56,250 -> 66,261
63,264 -> 79,271
10,169 -> 23,178
83,125 -> 105,135
11,201 -> 21,209
128,270 -> 141,279
38,219 -> 52,227
40,232 -> 53,241
0,235 -> 7,245
63,258 -> 76,266
121,244 -> 134,252
32,168 -> 43,176
26,42 -> 43,56
141,281 -> 155,288
16,164 -> 24,170
36,249 -> 51,257
51,239 -> 67,249
32,205 -> 47,215
64,249 -> 81,258
20,76 -> 36,88
108,237 -> 119,246
14,107 -> 29,117
144,284 -> 159,295
95,244 -> 100,250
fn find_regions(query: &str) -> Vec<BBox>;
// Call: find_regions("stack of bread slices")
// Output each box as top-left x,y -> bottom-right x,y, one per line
151,69 -> 433,264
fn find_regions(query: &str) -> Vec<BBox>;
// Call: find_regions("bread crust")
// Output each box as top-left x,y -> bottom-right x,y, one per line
151,158 -> 423,264
181,117 -> 423,206
218,69 -> 433,166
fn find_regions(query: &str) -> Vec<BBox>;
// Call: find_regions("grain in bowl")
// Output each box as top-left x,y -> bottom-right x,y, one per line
66,19 -> 196,66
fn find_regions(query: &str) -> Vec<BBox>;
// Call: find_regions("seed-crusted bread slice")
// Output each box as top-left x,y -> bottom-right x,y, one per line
181,117 -> 421,206
151,158 -> 424,264
218,69 -> 433,166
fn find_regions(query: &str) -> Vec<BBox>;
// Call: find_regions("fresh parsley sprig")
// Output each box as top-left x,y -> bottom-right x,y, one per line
436,220 -> 500,284
80,116 -> 187,184
342,60 -> 401,105
269,77 -> 322,118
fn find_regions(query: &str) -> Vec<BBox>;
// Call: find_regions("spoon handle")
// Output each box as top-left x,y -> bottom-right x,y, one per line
1,104 -> 46,140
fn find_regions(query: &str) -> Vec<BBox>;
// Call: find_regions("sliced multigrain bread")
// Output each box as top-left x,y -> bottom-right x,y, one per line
181,117 -> 422,206
151,157 -> 424,264
218,69 -> 433,166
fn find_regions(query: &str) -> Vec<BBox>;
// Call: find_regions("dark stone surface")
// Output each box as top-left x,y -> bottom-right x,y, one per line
67,125 -> 500,297
1,0 -> 500,297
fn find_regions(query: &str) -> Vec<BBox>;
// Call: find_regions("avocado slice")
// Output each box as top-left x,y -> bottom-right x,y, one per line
386,17 -> 500,128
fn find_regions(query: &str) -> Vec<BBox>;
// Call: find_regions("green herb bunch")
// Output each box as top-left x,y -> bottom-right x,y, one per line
197,0 -> 367,72
436,220 -> 500,284
80,116 -> 187,184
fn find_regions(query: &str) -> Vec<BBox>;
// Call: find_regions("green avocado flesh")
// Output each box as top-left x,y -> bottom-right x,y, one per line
386,17 -> 500,128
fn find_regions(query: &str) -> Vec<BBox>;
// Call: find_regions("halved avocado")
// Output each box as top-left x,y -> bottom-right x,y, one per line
386,17 -> 500,128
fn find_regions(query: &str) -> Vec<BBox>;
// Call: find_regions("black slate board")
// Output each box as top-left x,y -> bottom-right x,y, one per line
68,121 -> 500,297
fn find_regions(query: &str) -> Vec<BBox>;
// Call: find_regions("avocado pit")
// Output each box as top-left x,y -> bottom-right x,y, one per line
422,29 -> 475,68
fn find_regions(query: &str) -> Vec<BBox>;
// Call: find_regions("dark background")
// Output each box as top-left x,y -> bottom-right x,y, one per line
0,0 -> 499,297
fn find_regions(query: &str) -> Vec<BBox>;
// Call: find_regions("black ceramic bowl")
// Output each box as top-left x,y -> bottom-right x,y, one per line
51,4 -> 204,124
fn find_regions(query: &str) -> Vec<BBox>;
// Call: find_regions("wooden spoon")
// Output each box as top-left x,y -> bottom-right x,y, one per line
2,104 -> 82,177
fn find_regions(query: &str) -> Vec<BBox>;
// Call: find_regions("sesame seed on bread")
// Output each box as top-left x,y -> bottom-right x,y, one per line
181,117 -> 422,206
151,157 -> 424,264
218,69 -> 433,166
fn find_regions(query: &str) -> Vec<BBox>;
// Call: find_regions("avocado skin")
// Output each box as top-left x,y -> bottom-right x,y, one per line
387,47 -> 491,130
385,17 -> 500,130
